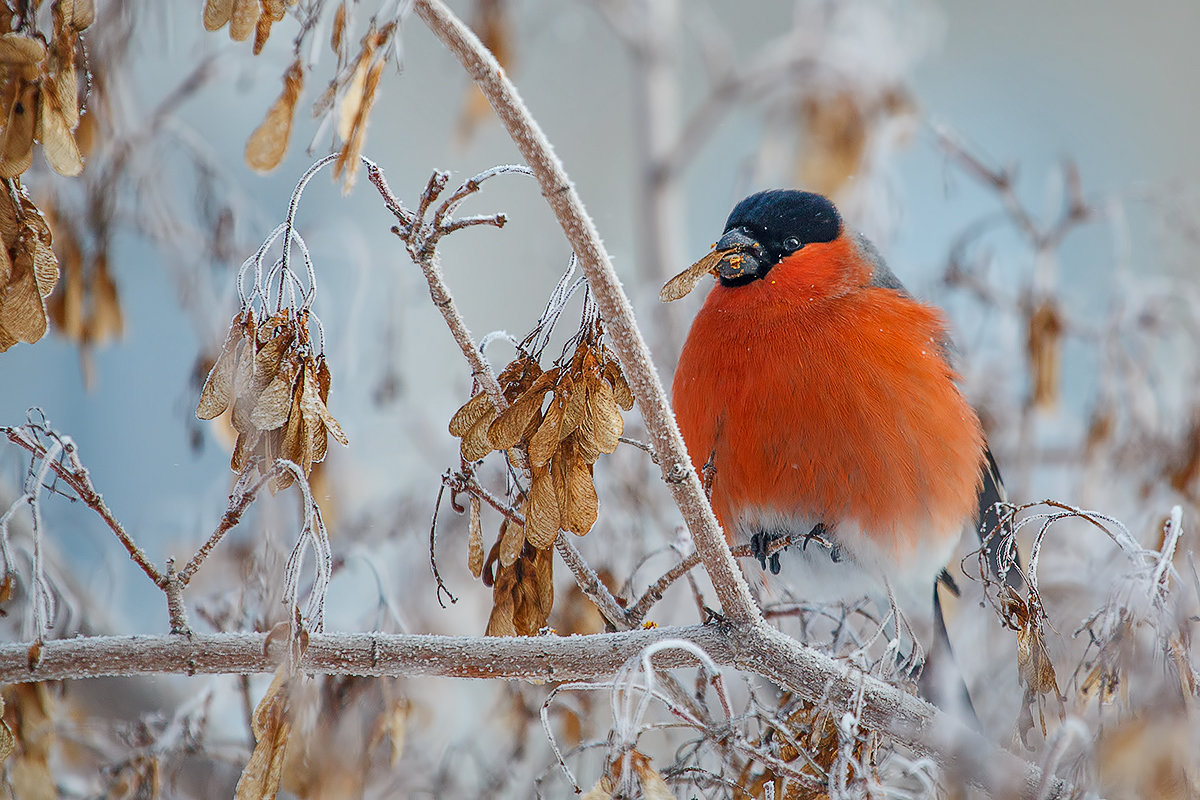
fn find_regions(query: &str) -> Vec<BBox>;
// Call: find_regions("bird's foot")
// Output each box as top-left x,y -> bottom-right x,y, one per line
750,530 -> 785,575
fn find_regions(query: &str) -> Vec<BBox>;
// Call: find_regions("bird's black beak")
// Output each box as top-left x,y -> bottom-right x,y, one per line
714,228 -> 767,283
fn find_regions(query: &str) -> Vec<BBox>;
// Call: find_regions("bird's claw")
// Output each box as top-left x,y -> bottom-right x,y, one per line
750,530 -> 785,575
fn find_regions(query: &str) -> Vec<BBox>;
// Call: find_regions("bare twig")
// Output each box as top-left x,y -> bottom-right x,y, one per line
178,464 -> 274,584
3,422 -> 163,586
555,534 -> 631,631
364,160 -> 532,413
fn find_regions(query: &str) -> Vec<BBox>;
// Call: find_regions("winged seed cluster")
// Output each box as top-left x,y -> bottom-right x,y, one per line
449,331 -> 633,637
0,0 -> 97,351
196,308 -> 347,491
0,184 -> 56,350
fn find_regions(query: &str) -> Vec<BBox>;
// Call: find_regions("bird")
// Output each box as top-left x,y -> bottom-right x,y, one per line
668,189 -> 1008,703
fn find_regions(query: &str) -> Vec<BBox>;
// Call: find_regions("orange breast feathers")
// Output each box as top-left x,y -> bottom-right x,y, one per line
672,239 -> 985,553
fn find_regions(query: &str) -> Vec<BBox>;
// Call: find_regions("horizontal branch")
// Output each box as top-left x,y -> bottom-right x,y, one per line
0,626 -> 736,684
0,624 -> 1066,798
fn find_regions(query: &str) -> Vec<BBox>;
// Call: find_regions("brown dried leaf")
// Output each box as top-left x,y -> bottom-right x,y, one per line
467,495 -> 484,578
488,368 -> 558,450
316,355 -> 331,403
0,34 -> 47,65
235,665 -> 293,800
336,37 -> 374,142
585,374 -> 623,455
1012,597 -> 1064,747
524,466 -> 560,549
246,60 -> 304,172
253,9 -> 274,54
197,314 -> 247,419
449,390 -> 495,437
229,0 -> 261,41
660,248 -> 726,302
0,81 -> 39,178
203,0 -> 234,30
528,393 -> 564,468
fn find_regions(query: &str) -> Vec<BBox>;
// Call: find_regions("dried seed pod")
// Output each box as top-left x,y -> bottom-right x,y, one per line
228,0 -> 260,42
660,248 -> 727,302
524,466 -> 560,549
485,553 -> 517,637
528,393 -> 565,468
460,413 -> 495,462
300,358 -> 348,446
449,391 -> 496,436
234,664 -> 293,800
197,313 -> 249,419
231,428 -> 261,472
585,374 -> 623,454
250,356 -> 299,430
0,81 -> 39,178
553,440 -> 598,535
0,251 -> 47,348
498,514 -> 525,568
203,0 -> 234,30
245,60 -> 303,172
602,357 -> 634,411
558,373 -> 587,442
85,254 -> 122,343
467,496 -> 484,579
497,354 -> 543,401
488,368 -> 558,450
0,34 -> 47,65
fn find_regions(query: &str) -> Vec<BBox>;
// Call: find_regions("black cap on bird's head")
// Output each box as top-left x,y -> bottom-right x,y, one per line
714,190 -> 842,286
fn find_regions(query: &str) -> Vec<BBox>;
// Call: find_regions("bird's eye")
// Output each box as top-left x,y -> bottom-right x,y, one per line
783,237 -> 801,252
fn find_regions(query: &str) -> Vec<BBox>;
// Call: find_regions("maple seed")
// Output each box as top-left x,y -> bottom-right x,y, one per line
467,496 -> 484,578
660,247 -> 731,302
246,60 -> 304,172
234,664 -> 293,800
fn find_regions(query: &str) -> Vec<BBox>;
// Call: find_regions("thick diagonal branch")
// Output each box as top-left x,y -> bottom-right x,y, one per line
411,0 -> 758,624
